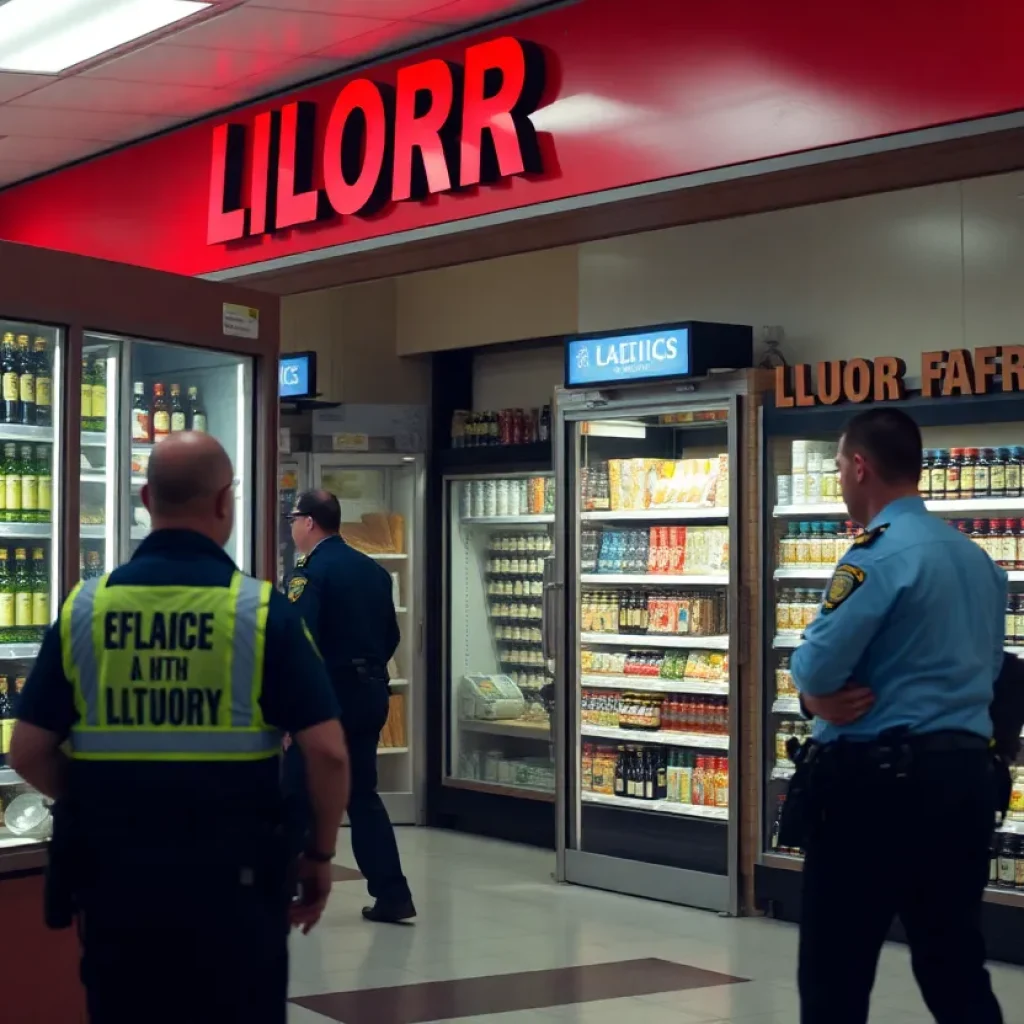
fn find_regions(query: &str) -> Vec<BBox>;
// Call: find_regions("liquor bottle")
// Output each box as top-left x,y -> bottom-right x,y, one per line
152,383 -> 170,441
170,384 -> 186,432
13,548 -> 31,642
3,444 -> 20,524
0,676 -> 11,762
187,386 -> 207,432
91,355 -> 107,434
32,338 -> 52,428
31,548 -> 48,634
1,333 -> 19,424
132,382 -> 152,442
81,355 -> 93,431
19,444 -> 36,524
16,335 -> 34,425
35,446 -> 51,524
0,551 -> 12,641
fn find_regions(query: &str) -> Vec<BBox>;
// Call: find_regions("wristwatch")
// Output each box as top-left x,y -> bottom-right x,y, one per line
303,848 -> 335,864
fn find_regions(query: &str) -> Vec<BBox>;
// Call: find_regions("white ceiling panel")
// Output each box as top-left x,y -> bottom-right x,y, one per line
168,7 -> 391,54
80,42 -> 291,86
0,72 -> 55,104
8,78 -> 224,117
0,136 -> 112,162
0,0 -> 553,191
248,0 -> 447,14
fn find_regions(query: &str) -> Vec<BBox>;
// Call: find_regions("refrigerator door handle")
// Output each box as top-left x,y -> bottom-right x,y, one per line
542,555 -> 563,665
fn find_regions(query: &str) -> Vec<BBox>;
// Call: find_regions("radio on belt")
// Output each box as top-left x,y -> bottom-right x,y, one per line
563,321 -> 753,390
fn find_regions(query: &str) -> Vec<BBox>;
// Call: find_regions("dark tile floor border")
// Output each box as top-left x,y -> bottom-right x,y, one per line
293,957 -> 748,1023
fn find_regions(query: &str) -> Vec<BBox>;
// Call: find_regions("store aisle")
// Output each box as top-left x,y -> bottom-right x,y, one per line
288,829 -> 1024,1024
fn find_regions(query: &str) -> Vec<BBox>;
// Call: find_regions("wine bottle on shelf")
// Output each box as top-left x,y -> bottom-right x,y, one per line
81,355 -> 93,432
0,549 -> 14,640
1,334 -> 19,424
187,386 -> 207,432
33,338 -> 52,428
152,383 -> 170,442
170,384 -> 186,432
91,355 -> 107,434
19,444 -> 36,524
3,444 -> 20,524
13,547 -> 32,643
36,446 -> 51,524
132,382 -> 152,443
17,335 -> 34,426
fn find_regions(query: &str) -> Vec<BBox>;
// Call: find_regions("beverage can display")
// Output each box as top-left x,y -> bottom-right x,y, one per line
471,479 -> 485,518
483,479 -> 497,518
496,478 -> 510,517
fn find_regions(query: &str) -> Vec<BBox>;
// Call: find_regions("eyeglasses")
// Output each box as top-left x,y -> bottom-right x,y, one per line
287,512 -> 310,522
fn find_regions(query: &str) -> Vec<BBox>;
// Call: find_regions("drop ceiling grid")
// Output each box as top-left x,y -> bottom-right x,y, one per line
0,0 -> 548,188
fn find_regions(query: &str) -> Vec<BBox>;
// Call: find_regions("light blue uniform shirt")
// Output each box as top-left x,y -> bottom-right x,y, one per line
791,496 -> 1007,743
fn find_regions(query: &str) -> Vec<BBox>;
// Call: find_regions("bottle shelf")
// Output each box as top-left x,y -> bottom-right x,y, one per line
80,525 -> 149,541
582,790 -> 728,821
378,746 -> 408,756
775,497 -> 1024,517
0,767 -> 24,786
581,508 -> 728,522
581,724 -> 729,750
581,632 -> 729,650
773,634 -> 802,649
0,425 -> 54,443
580,674 -> 729,696
581,573 -> 728,586
774,568 -> 833,580
772,696 -> 802,714
461,515 -> 554,526
0,523 -> 51,538
81,432 -> 107,448
459,718 -> 551,740
0,642 -> 41,660
79,472 -> 106,484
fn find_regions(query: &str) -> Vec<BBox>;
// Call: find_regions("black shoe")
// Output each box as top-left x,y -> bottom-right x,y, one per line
361,899 -> 416,924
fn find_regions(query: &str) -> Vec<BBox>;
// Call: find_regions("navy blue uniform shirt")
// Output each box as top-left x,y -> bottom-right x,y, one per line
288,535 -> 399,703
792,496 -> 1007,743
16,529 -> 339,863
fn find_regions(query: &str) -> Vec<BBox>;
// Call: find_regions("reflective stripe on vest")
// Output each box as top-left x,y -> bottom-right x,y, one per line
61,572 -> 280,761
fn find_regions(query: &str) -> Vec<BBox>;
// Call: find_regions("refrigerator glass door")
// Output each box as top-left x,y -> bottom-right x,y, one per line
0,319 -> 63,852
444,472 -> 556,799
309,455 -> 421,824
123,341 -> 255,571
81,335 -> 122,579
563,401 -> 738,913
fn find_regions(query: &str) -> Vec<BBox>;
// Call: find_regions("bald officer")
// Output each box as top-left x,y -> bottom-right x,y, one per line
9,433 -> 350,1024
287,489 -> 414,923
791,408 -> 1004,1024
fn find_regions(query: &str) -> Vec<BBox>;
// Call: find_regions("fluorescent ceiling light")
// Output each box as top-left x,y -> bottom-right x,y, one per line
0,0 -> 210,74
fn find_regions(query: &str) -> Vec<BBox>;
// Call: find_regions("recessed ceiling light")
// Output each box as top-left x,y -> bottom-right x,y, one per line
0,0 -> 211,75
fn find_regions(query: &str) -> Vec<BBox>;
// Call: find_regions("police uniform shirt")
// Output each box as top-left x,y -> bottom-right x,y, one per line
791,496 -> 1007,744
287,535 -> 400,688
15,529 -> 339,861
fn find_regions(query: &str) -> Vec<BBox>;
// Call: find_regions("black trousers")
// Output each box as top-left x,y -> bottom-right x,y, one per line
284,679 -> 411,906
798,747 -> 1003,1024
79,889 -> 289,1024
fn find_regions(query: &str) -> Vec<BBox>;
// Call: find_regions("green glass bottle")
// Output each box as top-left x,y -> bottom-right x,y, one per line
3,444 -> 20,525
13,547 -> 31,643
31,547 -> 48,638
1,333 -> 19,425
32,338 -> 52,429
0,549 -> 12,642
19,444 -> 36,524
36,446 -> 52,525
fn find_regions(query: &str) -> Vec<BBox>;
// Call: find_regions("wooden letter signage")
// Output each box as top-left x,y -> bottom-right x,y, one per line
776,346 -> 1024,406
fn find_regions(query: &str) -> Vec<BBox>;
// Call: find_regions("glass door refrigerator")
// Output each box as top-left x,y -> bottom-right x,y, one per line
444,470 -> 557,802
309,453 -> 424,825
0,321 -> 63,852
554,346 -> 754,915
756,383 -> 1024,957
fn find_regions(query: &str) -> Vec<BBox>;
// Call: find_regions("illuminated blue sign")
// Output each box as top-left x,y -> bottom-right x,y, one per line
566,328 -> 691,387
279,353 -> 314,399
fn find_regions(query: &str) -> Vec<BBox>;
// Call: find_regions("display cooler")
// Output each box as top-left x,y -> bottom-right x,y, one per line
553,365 -> 755,915
756,384 -> 1024,962
0,240 -> 279,1021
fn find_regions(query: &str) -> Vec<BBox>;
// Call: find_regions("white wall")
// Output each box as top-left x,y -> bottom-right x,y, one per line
578,171 -> 1024,373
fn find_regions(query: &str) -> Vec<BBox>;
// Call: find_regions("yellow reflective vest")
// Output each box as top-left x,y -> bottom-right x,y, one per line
60,571 -> 280,761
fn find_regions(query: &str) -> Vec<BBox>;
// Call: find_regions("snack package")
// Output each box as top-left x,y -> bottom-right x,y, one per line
608,460 -> 623,510
714,454 -> 730,508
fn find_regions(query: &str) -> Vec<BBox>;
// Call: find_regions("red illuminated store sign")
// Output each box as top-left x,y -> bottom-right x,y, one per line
208,36 -> 545,245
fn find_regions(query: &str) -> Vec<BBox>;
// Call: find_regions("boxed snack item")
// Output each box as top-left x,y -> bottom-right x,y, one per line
460,674 -> 526,721
714,454 -> 730,508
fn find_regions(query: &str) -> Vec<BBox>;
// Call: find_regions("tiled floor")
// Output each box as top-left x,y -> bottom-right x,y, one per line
289,828 -> 1024,1024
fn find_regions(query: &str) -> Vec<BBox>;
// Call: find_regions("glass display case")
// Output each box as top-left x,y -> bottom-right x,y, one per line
556,383 -> 746,916
309,454 -> 423,825
759,394 -> 1024,911
444,472 -> 556,800
0,318 -> 62,856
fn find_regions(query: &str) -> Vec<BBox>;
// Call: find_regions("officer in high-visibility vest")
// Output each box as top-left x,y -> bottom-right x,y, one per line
9,432 -> 350,1024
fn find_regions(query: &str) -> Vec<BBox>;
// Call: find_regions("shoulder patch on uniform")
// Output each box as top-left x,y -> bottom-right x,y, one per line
822,564 -> 866,613
287,577 -> 307,603
295,555 -> 307,569
853,523 -> 890,548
